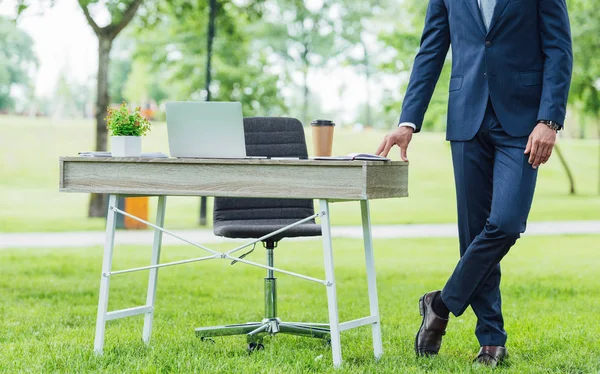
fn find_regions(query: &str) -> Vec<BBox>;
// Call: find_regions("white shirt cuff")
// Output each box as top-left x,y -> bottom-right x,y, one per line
398,122 -> 416,130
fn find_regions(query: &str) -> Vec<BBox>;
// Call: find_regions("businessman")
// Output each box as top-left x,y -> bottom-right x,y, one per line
376,0 -> 572,367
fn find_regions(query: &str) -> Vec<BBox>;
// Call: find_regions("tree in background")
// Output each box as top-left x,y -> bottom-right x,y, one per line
135,0 -> 285,116
78,0 -> 146,217
135,0 -> 283,225
568,0 -> 600,136
109,59 -> 132,104
109,36 -> 169,111
378,0 -> 451,131
567,0 -> 600,194
205,0 -> 217,103
76,0 -> 144,152
123,60 -> 169,109
336,0 -> 388,128
0,16 -> 37,112
253,0 -> 335,125
17,0 -> 150,216
109,38 -> 135,104
53,68 -> 83,118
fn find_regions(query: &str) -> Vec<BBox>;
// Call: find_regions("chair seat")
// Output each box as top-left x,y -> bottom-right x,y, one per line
214,219 -> 322,240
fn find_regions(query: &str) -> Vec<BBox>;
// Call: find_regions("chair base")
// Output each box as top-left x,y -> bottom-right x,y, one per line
195,243 -> 330,349
195,318 -> 331,346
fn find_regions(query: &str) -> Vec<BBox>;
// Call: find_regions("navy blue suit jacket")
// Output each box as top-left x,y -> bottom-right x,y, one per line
399,0 -> 573,141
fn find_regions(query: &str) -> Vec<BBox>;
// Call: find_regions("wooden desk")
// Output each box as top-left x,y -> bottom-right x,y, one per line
59,157 -> 409,367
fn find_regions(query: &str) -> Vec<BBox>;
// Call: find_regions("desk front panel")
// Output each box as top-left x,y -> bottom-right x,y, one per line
59,158 -> 408,201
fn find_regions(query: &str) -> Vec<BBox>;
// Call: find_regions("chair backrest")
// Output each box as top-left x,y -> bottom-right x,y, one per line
213,117 -> 316,230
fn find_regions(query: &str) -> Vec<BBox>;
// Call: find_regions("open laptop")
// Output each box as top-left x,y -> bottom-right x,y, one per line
165,101 -> 247,158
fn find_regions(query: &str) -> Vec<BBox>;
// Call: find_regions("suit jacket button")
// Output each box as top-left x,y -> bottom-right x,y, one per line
485,41 -> 492,47
484,73 -> 488,78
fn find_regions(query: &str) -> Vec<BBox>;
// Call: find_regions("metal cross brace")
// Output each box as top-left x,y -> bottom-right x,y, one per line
106,205 -> 331,286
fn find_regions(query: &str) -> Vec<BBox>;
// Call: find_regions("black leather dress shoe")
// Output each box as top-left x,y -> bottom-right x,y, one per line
415,290 -> 449,356
474,346 -> 508,368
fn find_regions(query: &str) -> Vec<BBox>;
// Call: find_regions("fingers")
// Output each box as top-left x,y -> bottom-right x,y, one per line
530,139 -> 544,168
375,137 -> 387,156
377,136 -> 393,157
540,142 -> 555,164
381,139 -> 394,158
542,146 -> 553,164
540,145 -> 551,164
377,128 -> 412,159
528,139 -> 538,165
400,145 -> 408,162
532,147 -> 544,169
531,142 -> 555,168
529,124 -> 557,168
524,135 -> 532,155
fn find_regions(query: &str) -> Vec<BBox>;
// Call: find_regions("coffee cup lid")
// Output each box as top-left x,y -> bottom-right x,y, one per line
311,119 -> 335,126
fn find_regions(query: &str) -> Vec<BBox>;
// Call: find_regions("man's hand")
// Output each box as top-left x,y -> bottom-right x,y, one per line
524,122 -> 557,169
376,126 -> 414,161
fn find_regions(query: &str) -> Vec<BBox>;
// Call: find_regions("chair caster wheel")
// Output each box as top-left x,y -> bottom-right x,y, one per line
248,342 -> 264,352
200,337 -> 215,343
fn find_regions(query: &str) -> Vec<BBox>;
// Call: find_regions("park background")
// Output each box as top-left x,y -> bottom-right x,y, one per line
1,0 -> 599,372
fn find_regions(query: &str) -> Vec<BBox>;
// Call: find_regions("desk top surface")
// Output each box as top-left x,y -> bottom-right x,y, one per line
59,156 -> 407,167
59,157 -> 409,200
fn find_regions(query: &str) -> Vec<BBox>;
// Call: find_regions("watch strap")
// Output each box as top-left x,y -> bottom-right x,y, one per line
539,120 -> 562,132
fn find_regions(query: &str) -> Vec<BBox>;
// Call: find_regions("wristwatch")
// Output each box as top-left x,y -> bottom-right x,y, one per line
539,120 -> 562,132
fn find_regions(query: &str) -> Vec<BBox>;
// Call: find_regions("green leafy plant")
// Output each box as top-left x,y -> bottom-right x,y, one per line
105,102 -> 151,136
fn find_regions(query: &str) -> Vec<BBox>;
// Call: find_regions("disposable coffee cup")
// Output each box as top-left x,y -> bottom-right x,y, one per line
311,119 -> 335,157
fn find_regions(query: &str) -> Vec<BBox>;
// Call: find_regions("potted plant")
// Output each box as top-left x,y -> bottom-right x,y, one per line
106,102 -> 152,157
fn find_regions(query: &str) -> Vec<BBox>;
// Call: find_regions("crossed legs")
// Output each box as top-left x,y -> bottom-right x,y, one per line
441,106 -> 538,347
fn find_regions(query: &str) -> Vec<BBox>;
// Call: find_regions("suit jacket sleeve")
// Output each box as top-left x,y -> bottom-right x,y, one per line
398,0 -> 450,133
537,0 -> 573,126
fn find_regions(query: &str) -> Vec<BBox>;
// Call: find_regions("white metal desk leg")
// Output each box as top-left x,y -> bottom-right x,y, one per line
143,196 -> 167,343
361,200 -> 383,359
94,194 -> 118,354
319,200 -> 342,368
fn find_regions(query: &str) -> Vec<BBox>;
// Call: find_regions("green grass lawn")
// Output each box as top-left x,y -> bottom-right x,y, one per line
0,115 -> 599,232
1,235 -> 599,373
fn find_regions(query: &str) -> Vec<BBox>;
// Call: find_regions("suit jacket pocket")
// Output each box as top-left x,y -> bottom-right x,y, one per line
519,71 -> 543,86
449,77 -> 463,92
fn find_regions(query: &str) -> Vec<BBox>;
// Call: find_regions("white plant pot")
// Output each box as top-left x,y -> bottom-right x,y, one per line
111,136 -> 142,157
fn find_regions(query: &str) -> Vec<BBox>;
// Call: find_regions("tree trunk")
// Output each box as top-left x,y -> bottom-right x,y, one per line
95,36 -> 112,151
80,0 -> 143,218
199,0 -> 218,226
301,41 -> 310,125
205,0 -> 217,101
88,36 -> 113,218
302,69 -> 309,125
554,143 -> 576,195
362,40 -> 372,128
597,118 -> 600,195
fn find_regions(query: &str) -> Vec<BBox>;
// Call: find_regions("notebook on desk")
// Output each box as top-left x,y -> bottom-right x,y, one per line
312,153 -> 391,161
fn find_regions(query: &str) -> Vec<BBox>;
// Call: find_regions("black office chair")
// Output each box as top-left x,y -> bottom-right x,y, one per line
194,117 -> 330,350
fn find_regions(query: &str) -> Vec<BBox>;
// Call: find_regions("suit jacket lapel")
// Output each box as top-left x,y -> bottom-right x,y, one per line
487,0 -> 509,34
464,0 -> 487,36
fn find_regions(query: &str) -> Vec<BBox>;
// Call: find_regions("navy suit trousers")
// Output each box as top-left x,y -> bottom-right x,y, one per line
441,101 -> 538,346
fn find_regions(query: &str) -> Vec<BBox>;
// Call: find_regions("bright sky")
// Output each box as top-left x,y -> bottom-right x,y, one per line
0,0 -> 97,96
0,0 -> 400,123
